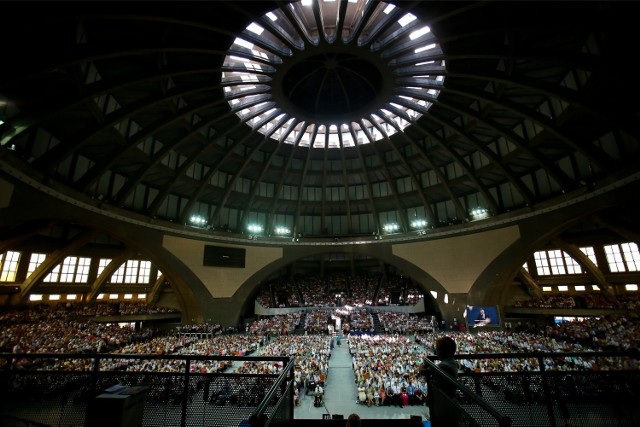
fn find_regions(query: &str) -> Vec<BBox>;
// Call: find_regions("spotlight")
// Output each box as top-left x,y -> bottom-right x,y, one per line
247,224 -> 263,234
188,215 -> 208,227
382,223 -> 400,233
274,226 -> 291,236
410,219 -> 427,228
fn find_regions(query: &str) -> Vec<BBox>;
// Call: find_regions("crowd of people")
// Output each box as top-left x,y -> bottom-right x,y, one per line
255,273 -> 425,308
1,297 -> 639,412
512,293 -> 640,310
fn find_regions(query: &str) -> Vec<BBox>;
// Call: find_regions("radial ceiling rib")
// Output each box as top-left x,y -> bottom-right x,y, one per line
370,110 -> 438,217
113,107 -> 241,206
441,71 -> 618,169
264,122 -> 308,233
338,132 -> 353,233
276,1 -> 316,47
408,121 -> 499,214
408,76 -> 616,177
74,91 -> 237,192
390,96 -> 537,206
310,0 -> 329,44
341,0 -> 380,46
139,98 -> 274,215
1,64 -> 230,150
364,121 -> 411,231
210,116 -> 287,226
350,127 -> 381,233
334,0 -> 350,44
398,87 -> 575,191
256,12 -> 304,53
168,131 -> 254,222
402,77 -> 598,178
226,115 -> 289,224
36,78 -> 231,177
388,128 -> 467,222
320,142 -> 329,230
356,2 -> 415,50
292,129 -> 317,235
239,128 -> 292,227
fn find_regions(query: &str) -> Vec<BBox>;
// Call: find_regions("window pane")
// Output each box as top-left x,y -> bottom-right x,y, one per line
563,252 -> 582,274
621,242 -> 640,272
111,263 -> 125,283
0,251 -> 21,282
125,260 -> 139,284
547,250 -> 566,275
76,258 -> 91,283
138,261 -> 151,283
579,246 -> 598,266
98,259 -> 112,276
27,253 -> 47,276
604,245 -> 625,273
59,257 -> 77,282
534,251 -> 550,275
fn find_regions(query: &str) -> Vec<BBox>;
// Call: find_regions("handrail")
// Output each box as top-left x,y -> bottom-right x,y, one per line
422,358 -> 512,427
0,352 -> 291,364
447,349 -> 640,361
250,357 -> 295,427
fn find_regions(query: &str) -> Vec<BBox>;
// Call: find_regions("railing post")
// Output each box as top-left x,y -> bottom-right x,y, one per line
538,354 -> 557,427
90,353 -> 101,398
288,359 -> 295,422
181,357 -> 191,427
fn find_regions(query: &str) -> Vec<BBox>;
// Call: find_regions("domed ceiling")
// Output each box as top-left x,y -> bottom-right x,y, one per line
1,0 -> 639,239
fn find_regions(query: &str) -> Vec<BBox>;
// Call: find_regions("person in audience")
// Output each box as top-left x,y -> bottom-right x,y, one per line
420,335 -> 460,426
345,413 -> 361,427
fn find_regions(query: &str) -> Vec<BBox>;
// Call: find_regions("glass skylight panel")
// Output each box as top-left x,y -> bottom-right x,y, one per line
247,23 -> 264,35
579,247 -> 598,266
410,26 -> 431,40
415,44 -> 436,54
398,13 -> 417,27
233,38 -> 254,50
222,0 -> 443,148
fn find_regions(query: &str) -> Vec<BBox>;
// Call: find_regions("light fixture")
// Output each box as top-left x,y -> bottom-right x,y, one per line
410,219 -> 428,228
188,214 -> 208,227
247,224 -> 263,234
274,226 -> 291,235
382,223 -> 400,233
470,207 -> 489,220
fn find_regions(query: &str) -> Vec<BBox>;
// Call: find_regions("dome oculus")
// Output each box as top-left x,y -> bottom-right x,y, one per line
222,0 -> 445,148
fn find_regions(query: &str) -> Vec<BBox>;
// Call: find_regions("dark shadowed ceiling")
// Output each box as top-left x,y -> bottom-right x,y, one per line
1,0 -> 639,239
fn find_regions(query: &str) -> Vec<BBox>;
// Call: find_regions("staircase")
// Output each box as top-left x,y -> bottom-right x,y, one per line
294,311 -> 307,334
371,312 -> 384,334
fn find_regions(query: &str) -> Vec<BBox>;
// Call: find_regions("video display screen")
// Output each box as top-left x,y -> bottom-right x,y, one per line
465,305 -> 501,328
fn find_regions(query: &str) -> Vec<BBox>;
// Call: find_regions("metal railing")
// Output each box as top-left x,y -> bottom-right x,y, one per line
0,353 -> 293,427
2,350 -> 639,427
423,350 -> 640,427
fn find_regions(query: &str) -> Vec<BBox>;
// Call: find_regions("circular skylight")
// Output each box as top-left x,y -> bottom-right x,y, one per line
222,0 -> 445,148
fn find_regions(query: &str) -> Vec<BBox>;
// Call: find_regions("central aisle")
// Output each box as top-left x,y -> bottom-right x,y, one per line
293,334 -> 430,421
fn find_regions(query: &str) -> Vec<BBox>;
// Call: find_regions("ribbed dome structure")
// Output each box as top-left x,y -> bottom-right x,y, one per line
0,0 -> 638,240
